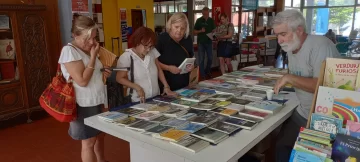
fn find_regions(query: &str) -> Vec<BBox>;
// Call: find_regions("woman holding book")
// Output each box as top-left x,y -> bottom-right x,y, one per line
215,13 -> 235,74
156,13 -> 195,92
116,27 -> 176,103
58,15 -> 111,162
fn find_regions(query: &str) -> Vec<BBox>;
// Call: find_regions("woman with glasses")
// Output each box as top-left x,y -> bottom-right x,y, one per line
116,27 -> 176,103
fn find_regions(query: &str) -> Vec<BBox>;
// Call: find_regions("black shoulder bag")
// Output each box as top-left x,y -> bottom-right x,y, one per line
106,56 -> 134,110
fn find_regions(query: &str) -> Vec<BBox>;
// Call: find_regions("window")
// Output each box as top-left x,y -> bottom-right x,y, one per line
208,0 -> 212,9
232,6 -> 240,33
169,5 -> 178,13
258,0 -> 274,7
241,11 -> 254,37
194,12 -> 212,25
232,0 -> 240,5
285,7 -> 300,11
194,0 -> 206,10
329,0 -> 355,6
285,0 -> 292,7
293,0 -> 301,7
161,5 -> 167,13
179,4 -> 187,12
153,6 -> 157,13
328,7 -> 354,36
356,7 -> 360,32
304,0 -> 326,6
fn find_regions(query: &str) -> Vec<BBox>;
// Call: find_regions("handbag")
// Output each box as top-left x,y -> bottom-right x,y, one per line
39,64 -> 76,122
106,56 -> 135,110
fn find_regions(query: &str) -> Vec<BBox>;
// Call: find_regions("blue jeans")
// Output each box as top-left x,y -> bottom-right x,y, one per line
198,42 -> 213,77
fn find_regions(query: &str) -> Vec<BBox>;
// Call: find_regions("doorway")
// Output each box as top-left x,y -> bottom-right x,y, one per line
131,9 -> 146,32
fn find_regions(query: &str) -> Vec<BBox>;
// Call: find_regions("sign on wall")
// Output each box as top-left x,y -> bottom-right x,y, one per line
72,0 -> 89,13
242,0 -> 258,10
120,8 -> 128,50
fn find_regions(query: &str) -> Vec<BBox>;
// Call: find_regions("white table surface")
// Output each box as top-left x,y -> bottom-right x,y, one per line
85,93 -> 299,162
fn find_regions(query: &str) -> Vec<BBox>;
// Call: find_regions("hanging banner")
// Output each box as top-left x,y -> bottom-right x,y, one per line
120,8 -> 128,42
72,0 -> 89,13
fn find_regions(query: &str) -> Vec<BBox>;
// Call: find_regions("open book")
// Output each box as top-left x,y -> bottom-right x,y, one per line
178,58 -> 196,74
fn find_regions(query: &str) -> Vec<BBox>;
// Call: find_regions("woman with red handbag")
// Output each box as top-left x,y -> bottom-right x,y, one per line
58,15 -> 110,162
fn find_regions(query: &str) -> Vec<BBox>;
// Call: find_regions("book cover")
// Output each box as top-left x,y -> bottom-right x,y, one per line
146,125 -> 173,135
178,58 -> 196,74
126,120 -> 158,132
215,108 -> 238,116
223,117 -> 258,130
224,103 -> 245,111
315,86 -> 360,122
215,101 -> 231,107
115,117 -> 142,126
153,96 -> 177,103
175,88 -> 198,97
187,109 -> 208,117
117,108 -> 145,116
98,111 -> 128,121
191,104 -> 219,111
163,108 -> 188,117
209,94 -> 234,101
161,118 -> 189,128
189,116 -> 217,126
191,127 -> 228,144
209,121 -> 241,134
150,115 -> 172,123
160,129 -> 190,142
231,113 -> 263,123
228,98 -> 252,106
170,136 -> 210,153
323,58 -> 360,91
182,91 -> 216,102
332,134 -> 360,162
133,112 -> 162,121
178,113 -> 197,120
238,109 -> 270,120
171,99 -> 197,108
289,149 -> 327,162
147,105 -> 171,113
178,122 -> 205,133
243,90 -> 267,99
0,39 -> 15,59
130,102 -> 158,110
346,120 -> 360,139
199,99 -> 220,106
245,100 -> 284,114
214,82 -> 237,89
310,113 -> 343,138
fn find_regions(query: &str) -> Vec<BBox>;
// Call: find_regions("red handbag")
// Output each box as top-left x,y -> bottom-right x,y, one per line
39,64 -> 76,122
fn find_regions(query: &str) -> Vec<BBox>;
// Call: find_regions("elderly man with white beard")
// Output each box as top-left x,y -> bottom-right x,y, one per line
271,10 -> 339,161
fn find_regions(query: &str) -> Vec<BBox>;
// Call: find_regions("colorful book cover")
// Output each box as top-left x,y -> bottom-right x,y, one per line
238,109 -> 270,120
289,149 -> 327,162
209,121 -> 241,134
346,120 -> 360,139
323,58 -> 360,91
150,115 -> 172,123
315,86 -> 360,122
133,112 -> 162,121
153,95 -> 178,103
199,99 -> 220,105
310,113 -> 343,138
178,113 -> 197,120
161,118 -> 189,128
115,117 -> 142,126
331,134 -> 360,162
178,122 -> 205,133
228,98 -> 252,105
116,108 -> 145,116
223,117 -> 258,130
182,91 -> 216,102
160,129 -> 190,142
171,99 -> 197,108
98,111 -> 128,121
175,88 -> 198,97
215,101 -> 231,107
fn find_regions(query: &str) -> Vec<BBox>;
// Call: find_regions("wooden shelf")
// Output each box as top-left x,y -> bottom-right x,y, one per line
0,59 -> 16,63
0,79 -> 20,86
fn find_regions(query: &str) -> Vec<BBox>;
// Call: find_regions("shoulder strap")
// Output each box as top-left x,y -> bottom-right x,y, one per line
178,43 -> 190,58
129,56 -> 134,94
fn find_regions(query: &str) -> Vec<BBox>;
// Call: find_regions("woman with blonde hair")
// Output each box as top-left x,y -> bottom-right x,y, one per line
156,13 -> 194,91
58,15 -> 110,162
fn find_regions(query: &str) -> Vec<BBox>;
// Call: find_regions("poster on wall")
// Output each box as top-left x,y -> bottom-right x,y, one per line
72,0 -> 89,13
120,8 -> 128,50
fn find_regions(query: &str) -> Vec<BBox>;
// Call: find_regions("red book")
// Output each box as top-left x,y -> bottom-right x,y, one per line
0,62 -> 15,79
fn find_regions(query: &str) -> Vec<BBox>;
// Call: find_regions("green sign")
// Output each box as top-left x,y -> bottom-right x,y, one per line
243,0 -> 258,10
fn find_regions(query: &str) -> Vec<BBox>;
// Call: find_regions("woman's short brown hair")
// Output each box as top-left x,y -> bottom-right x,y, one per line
130,27 -> 156,47
220,13 -> 228,19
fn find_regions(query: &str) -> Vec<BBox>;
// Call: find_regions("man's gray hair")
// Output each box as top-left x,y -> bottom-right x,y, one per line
271,9 -> 306,32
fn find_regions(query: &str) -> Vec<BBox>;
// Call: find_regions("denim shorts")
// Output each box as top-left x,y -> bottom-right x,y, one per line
68,104 -> 102,140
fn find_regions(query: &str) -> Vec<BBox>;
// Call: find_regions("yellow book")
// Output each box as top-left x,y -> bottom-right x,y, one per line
160,129 -> 190,142
216,101 -> 231,107
220,109 -> 238,116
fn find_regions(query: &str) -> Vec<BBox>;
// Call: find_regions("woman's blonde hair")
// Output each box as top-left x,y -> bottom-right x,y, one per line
166,13 -> 190,38
71,15 -> 98,40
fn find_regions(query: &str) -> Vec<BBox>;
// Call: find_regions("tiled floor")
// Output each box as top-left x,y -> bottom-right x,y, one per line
0,57 -> 284,162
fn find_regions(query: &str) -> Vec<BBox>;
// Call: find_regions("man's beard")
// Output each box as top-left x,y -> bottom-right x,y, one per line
280,34 -> 301,53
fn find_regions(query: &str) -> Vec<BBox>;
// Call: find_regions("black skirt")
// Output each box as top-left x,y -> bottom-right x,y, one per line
217,41 -> 233,58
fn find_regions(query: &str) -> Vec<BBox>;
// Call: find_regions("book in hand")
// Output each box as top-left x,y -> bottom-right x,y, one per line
161,118 -> 189,129
170,135 -> 210,153
331,134 -> 360,162
177,122 -> 206,133
310,113 -> 343,139
159,129 -> 190,142
178,58 -> 196,74
209,121 -> 241,134
126,120 -> 159,132
115,117 -> 142,126
223,117 -> 258,130
245,100 -> 284,114
133,111 -> 162,121
238,109 -> 271,120
116,108 -> 145,116
97,111 -> 128,122
191,127 -> 229,144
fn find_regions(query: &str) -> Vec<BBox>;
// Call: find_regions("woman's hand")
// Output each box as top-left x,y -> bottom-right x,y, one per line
168,65 -> 181,74
90,42 -> 100,58
135,85 -> 145,103
102,66 -> 112,78
162,87 -> 178,97
186,64 -> 194,73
